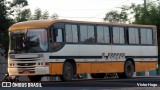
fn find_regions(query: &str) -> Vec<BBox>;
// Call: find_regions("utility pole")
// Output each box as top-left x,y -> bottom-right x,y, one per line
137,0 -> 149,77
144,0 -> 147,20
144,0 -> 146,9
143,0 -> 147,23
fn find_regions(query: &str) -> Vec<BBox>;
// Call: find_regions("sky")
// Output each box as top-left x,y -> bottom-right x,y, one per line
11,0 -> 160,21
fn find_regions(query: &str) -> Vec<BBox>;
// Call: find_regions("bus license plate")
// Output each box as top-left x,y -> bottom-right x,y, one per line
23,70 -> 30,74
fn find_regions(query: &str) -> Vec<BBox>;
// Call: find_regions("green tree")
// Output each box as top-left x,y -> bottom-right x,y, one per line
42,10 -> 49,20
16,9 -> 31,22
103,10 -> 120,23
34,8 -> 42,20
0,0 -> 30,55
33,9 -> 58,20
51,13 -> 58,19
103,6 -> 129,23
10,0 -> 29,22
0,0 -> 13,53
130,2 -> 160,25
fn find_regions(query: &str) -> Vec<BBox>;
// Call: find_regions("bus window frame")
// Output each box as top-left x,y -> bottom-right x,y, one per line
112,26 -> 126,45
50,22 -> 156,47
79,24 -> 96,44
127,27 -> 140,45
52,23 -> 65,43
64,23 -> 79,44
96,24 -> 111,45
139,27 -> 154,46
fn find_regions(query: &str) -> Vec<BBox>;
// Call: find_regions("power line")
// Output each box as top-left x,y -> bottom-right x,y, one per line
85,0 -> 132,20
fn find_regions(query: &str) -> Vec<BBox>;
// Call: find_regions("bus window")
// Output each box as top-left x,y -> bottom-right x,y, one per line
80,25 -> 95,43
27,29 -> 48,52
128,28 -> 139,44
50,28 -> 64,52
140,28 -> 153,44
97,26 -> 110,43
54,29 -> 63,42
65,24 -> 78,43
113,27 -> 125,44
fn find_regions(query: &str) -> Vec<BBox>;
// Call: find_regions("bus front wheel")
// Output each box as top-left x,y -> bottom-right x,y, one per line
118,60 -> 134,78
60,62 -> 74,81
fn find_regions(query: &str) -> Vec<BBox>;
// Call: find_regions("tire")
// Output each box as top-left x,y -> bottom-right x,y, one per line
28,75 -> 42,82
118,60 -> 134,78
60,62 -> 74,81
90,73 -> 106,79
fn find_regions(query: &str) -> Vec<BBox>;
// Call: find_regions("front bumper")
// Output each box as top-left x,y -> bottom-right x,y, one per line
8,66 -> 49,76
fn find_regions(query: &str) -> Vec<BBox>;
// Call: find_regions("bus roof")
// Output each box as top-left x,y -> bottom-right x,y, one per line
9,19 -> 156,31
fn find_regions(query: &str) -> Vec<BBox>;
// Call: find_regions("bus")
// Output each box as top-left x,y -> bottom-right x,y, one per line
8,19 -> 158,82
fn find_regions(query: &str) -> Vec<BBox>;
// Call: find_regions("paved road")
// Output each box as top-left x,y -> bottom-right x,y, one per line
0,77 -> 160,90
41,77 -> 160,87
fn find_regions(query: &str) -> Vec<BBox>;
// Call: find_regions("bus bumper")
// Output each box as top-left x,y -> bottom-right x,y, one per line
8,66 -> 49,76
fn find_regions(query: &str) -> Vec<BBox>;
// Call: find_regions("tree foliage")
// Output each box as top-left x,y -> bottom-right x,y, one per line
9,0 -> 29,22
33,8 -> 42,20
130,1 -> 160,27
0,0 -> 30,54
103,6 -> 129,23
16,9 -> 31,22
42,10 -> 49,20
0,0 -> 13,52
11,0 -> 28,7
51,13 -> 58,19
33,8 -> 58,20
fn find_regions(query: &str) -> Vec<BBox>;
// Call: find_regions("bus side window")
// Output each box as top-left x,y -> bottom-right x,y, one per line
54,29 -> 63,42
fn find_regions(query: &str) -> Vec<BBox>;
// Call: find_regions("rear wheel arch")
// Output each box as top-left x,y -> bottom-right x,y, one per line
118,58 -> 135,78
60,59 -> 77,81
125,58 -> 135,71
64,59 -> 77,74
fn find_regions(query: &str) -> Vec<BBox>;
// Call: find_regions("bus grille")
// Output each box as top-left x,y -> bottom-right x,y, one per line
17,63 -> 36,66
11,58 -> 41,61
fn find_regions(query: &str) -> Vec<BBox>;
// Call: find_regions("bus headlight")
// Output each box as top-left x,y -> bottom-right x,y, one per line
38,62 -> 44,65
10,63 -> 15,66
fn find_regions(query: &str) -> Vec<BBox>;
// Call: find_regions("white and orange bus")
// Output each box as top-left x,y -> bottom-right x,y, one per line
8,19 -> 158,82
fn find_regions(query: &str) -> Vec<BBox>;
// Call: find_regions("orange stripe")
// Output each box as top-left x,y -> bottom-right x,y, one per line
135,61 -> 157,72
49,63 -> 63,75
49,61 -> 157,75
76,62 -> 124,74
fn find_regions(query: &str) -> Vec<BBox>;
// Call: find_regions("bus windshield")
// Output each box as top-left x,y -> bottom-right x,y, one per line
9,29 -> 48,53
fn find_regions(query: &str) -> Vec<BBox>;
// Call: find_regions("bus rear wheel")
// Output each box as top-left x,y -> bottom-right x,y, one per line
60,62 -> 74,81
28,75 -> 42,82
118,60 -> 134,78
90,73 -> 106,79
